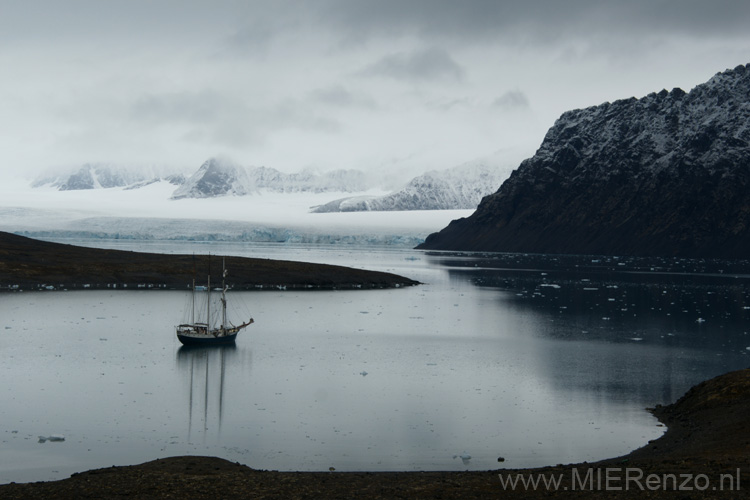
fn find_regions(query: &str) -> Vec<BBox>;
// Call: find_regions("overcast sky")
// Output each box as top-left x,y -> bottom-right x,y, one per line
2,0 -> 749,177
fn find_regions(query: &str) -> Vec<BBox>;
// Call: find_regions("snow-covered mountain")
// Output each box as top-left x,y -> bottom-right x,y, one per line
171,158 -> 251,199
419,63 -> 750,258
32,163 -> 183,190
15,149 -> 530,247
310,156 -> 516,212
30,152 -> 526,214
248,166 -> 371,193
171,157 -> 373,199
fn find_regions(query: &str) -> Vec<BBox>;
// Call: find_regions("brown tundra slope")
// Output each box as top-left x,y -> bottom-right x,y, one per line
0,231 -> 419,291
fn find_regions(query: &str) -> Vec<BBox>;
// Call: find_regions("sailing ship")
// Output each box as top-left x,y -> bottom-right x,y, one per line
176,257 -> 254,346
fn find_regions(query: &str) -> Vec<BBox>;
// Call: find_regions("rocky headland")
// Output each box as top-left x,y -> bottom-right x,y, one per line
418,63 -> 750,259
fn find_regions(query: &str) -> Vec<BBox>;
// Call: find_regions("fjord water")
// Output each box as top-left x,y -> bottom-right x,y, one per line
2,242 -> 749,483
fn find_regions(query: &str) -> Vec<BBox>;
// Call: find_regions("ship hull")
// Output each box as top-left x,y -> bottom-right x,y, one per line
176,331 -> 238,346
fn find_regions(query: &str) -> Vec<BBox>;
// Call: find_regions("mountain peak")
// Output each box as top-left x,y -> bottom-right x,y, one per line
171,158 -> 250,199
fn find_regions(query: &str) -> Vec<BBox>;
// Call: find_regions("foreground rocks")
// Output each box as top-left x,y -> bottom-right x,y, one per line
3,369 -> 750,499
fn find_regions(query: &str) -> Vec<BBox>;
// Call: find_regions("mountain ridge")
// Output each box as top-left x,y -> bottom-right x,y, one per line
310,158 -> 513,212
418,63 -> 750,258
32,163 -> 183,190
172,158 -> 379,199
32,154 -> 520,213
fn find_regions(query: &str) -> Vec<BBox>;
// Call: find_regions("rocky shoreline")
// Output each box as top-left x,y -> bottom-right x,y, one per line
3,369 -> 750,499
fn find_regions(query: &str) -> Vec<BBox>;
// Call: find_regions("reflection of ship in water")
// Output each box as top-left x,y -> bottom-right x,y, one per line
176,345 -> 244,443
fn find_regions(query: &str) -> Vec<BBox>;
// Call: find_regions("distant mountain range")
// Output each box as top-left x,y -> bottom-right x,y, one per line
171,158 -> 372,199
33,153 -> 520,212
310,159 -> 509,212
418,63 -> 750,258
32,163 -> 184,191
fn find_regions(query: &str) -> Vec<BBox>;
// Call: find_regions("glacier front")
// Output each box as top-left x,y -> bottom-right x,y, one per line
0,178 -> 471,248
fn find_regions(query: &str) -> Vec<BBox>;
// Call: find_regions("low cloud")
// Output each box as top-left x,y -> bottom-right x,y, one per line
359,47 -> 464,82
130,90 -> 340,151
131,90 -> 240,124
309,85 -> 377,109
493,91 -> 531,111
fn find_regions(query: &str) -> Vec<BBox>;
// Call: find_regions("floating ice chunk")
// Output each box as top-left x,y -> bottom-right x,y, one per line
38,435 -> 65,443
360,371 -> 368,376
696,318 -> 706,323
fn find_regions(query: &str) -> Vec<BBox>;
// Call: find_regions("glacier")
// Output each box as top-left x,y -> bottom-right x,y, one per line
0,178 -> 471,248
15,149 -> 530,247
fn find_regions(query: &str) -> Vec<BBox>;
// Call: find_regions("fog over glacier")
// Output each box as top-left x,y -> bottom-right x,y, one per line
0,177 -> 472,247
1,148 -> 525,246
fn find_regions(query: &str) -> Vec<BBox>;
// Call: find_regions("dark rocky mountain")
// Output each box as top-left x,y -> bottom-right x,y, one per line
418,64 -> 750,259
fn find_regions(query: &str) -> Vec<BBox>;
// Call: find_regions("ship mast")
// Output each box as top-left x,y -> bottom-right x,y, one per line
191,254 -> 196,325
221,257 -> 227,333
206,254 -> 211,332
191,276 -> 196,324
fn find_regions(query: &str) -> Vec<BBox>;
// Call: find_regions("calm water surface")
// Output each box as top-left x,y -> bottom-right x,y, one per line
1,242 -> 749,483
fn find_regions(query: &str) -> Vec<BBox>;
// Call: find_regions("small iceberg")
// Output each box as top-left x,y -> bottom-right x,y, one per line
38,435 -> 65,443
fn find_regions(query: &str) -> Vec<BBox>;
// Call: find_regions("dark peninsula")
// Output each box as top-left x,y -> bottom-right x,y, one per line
0,231 -> 419,291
